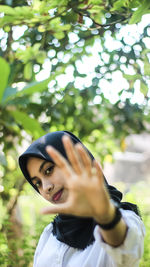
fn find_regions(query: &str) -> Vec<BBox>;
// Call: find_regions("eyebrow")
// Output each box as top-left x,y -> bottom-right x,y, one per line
30,160 -> 48,182
39,160 -> 48,173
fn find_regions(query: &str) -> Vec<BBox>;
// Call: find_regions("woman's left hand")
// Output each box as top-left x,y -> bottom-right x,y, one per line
41,135 -> 115,224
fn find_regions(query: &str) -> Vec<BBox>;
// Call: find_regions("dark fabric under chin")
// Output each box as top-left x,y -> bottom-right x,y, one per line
52,215 -> 96,249
18,130 -> 141,250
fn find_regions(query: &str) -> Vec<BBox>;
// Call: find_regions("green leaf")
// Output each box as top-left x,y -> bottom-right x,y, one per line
2,77 -> 51,104
0,5 -> 16,15
140,81 -> 148,96
110,0 -> 125,11
53,31 -> 65,40
144,61 -> 150,76
61,24 -> 71,31
129,0 -> 150,24
111,0 -> 141,11
0,153 -> 7,166
10,110 -> 45,138
88,0 -> 103,5
14,6 -> 32,17
24,62 -> 33,80
36,51 -> 46,64
2,87 -> 17,103
18,77 -> 50,96
0,16 -> 15,27
0,57 -> 10,103
33,43 -> 41,52
123,73 -> 141,80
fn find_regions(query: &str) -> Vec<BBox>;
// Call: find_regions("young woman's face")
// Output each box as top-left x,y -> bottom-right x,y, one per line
27,157 -> 68,204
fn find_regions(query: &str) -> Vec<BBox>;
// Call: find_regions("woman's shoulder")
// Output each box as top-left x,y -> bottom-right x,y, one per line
34,222 -> 53,256
38,222 -> 53,245
41,222 -> 53,236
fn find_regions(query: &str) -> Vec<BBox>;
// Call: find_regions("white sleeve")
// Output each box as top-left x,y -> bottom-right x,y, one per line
94,209 -> 145,266
33,223 -> 53,267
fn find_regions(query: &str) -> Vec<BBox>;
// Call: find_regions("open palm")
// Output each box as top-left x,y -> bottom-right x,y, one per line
42,135 -> 114,223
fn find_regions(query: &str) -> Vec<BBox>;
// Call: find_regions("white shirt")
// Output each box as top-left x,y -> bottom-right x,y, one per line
34,209 -> 145,267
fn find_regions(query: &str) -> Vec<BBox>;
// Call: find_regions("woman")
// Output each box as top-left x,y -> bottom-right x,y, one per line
19,131 -> 145,267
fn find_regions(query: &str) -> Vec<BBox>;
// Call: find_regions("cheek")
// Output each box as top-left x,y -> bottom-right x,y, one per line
39,187 -> 51,201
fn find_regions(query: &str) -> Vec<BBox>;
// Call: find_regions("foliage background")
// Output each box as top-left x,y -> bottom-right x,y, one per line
0,0 -> 150,266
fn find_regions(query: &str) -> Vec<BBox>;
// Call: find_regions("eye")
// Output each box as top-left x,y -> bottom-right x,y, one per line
35,180 -> 41,188
45,165 -> 54,175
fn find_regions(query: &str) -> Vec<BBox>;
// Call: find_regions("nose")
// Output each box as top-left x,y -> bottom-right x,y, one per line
42,180 -> 54,194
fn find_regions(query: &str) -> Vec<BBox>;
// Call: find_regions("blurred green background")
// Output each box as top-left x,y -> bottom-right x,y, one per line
0,0 -> 150,266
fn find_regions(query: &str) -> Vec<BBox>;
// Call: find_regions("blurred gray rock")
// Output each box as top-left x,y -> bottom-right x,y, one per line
104,133 -> 150,184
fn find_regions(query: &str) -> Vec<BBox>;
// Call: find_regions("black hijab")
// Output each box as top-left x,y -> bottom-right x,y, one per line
19,131 -> 140,249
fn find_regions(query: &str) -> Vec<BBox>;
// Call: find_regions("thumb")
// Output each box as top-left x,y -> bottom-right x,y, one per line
40,203 -> 69,215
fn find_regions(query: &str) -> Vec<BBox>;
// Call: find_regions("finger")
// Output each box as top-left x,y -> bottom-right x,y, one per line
93,160 -> 104,183
75,143 -> 92,176
46,146 -> 71,177
62,135 -> 83,174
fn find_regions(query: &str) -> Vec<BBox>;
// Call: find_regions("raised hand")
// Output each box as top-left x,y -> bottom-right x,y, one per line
42,135 -> 115,224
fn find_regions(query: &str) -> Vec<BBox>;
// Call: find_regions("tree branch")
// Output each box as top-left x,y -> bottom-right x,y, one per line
7,179 -> 26,216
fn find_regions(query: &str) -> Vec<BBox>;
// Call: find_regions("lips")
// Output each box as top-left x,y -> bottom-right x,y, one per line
52,188 -> 63,202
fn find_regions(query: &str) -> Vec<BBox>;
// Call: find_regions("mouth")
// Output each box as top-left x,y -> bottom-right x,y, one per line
52,188 -> 64,202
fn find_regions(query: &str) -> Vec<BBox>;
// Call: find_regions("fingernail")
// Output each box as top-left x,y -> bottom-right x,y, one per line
75,143 -> 82,148
62,135 -> 70,141
46,145 -> 53,151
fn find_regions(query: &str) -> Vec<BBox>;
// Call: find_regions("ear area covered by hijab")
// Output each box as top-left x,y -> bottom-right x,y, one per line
18,130 -> 141,249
